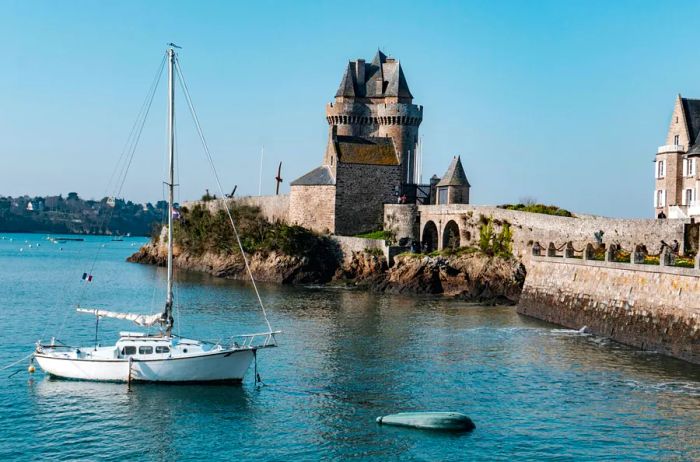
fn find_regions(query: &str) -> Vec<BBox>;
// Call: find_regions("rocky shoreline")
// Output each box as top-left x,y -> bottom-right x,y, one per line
128,239 -> 526,304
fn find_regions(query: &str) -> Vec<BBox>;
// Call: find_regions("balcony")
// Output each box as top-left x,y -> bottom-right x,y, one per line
668,202 -> 700,219
657,144 -> 685,154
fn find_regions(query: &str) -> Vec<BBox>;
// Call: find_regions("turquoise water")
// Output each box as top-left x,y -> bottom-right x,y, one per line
1,233 -> 700,461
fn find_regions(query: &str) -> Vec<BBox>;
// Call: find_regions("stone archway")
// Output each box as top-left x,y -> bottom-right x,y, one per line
422,220 -> 439,253
442,220 -> 460,250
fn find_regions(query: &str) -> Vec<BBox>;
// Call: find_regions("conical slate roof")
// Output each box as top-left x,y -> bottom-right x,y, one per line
436,156 -> 470,187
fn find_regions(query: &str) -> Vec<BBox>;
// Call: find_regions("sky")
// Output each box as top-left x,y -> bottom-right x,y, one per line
2,0 -> 699,218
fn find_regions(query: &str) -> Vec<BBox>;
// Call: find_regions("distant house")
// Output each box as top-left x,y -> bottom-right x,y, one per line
26,202 -> 34,212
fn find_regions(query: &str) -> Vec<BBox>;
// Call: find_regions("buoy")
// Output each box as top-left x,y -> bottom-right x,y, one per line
28,364 -> 35,374
376,412 -> 475,432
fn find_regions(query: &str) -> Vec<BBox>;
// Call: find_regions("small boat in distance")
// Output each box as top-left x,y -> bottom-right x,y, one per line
34,45 -> 279,383
48,237 -> 85,244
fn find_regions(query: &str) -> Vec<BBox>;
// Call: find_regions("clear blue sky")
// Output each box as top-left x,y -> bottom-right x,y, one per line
2,0 -> 698,218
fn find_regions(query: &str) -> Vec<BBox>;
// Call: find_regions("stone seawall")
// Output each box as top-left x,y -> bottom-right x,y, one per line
518,256 -> 700,364
184,195 -> 290,223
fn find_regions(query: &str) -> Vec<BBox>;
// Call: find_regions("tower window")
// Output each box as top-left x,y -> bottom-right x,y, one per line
438,187 -> 448,205
674,134 -> 680,145
657,160 -> 665,178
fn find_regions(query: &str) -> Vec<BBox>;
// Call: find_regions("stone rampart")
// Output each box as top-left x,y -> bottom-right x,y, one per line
184,195 -> 290,224
388,204 -> 691,265
518,255 -> 700,364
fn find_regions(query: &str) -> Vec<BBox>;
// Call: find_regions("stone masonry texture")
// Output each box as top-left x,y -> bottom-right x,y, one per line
518,257 -> 700,364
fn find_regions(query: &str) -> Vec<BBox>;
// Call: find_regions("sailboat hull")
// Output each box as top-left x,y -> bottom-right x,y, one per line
35,349 -> 255,383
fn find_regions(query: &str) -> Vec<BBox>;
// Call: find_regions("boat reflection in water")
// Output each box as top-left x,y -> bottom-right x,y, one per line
27,377 -> 253,460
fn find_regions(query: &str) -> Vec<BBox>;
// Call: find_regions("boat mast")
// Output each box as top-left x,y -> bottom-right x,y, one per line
165,46 -> 175,335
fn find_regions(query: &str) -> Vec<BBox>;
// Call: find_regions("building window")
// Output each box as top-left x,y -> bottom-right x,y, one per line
674,134 -> 680,145
438,187 -> 448,205
686,189 -> 694,206
657,160 -> 665,178
656,189 -> 666,208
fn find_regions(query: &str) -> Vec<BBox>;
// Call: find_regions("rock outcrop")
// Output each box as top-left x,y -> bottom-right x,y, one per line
127,238 -> 338,284
371,253 -> 526,304
129,237 -> 525,304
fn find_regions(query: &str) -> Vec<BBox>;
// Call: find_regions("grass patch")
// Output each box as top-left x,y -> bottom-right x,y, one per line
355,230 -> 394,241
499,203 -> 573,217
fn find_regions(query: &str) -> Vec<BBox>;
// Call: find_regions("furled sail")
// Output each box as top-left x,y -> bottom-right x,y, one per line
76,308 -> 164,327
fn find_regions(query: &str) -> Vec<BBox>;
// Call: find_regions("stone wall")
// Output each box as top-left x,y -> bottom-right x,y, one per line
183,195 -> 290,223
334,163 -> 402,236
518,256 -> 700,364
289,185 -> 335,233
410,204 -> 690,265
332,235 -> 393,266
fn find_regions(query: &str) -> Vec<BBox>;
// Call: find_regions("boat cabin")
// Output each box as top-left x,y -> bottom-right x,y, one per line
116,332 -> 174,359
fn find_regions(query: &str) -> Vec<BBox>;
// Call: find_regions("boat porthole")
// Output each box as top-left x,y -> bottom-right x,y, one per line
183,349 -> 188,353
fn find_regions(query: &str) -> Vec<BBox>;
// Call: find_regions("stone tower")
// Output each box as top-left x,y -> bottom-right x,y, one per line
324,50 -> 423,184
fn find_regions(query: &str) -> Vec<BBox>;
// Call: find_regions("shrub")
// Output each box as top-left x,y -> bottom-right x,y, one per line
478,217 -> 513,258
172,203 -> 331,259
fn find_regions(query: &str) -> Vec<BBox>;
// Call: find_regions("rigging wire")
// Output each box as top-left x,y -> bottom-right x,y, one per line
174,56 -> 273,333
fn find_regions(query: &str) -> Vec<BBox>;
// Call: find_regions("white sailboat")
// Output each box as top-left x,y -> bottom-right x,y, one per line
34,45 -> 279,383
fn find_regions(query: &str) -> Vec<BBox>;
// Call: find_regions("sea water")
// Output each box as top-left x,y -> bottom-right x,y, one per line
0,233 -> 699,461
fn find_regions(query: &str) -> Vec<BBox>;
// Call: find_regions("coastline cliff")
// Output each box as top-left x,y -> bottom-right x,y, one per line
128,203 -> 525,304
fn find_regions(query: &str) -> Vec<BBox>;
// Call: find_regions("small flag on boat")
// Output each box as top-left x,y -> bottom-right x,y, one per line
81,273 -> 93,282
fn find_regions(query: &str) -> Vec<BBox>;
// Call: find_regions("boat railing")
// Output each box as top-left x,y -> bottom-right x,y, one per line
228,330 -> 282,349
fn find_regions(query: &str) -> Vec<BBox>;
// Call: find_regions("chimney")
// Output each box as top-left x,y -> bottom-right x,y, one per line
355,59 -> 365,87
